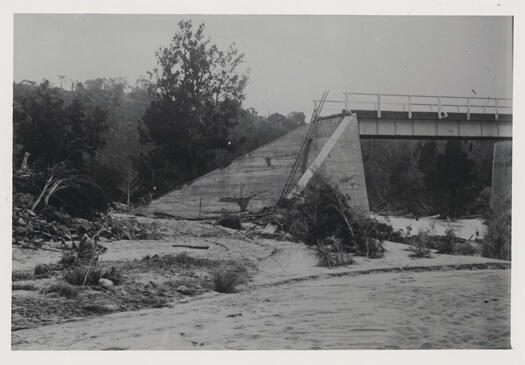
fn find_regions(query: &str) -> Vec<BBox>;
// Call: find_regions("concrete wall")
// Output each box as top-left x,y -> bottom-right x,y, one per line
491,141 -> 512,209
139,114 -> 370,218
139,123 -> 310,218
306,115 -> 369,213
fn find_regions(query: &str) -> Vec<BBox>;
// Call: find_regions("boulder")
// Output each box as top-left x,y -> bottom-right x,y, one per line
98,278 -> 114,289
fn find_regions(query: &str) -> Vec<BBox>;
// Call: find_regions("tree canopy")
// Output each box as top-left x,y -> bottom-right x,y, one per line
13,80 -> 108,171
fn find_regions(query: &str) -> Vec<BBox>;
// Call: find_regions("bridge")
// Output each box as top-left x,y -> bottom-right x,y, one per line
317,92 -> 512,140
139,92 -> 512,218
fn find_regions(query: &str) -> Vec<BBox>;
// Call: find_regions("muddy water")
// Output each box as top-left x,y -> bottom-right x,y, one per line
12,269 -> 510,350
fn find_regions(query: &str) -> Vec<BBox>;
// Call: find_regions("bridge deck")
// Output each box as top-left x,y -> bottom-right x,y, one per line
315,92 -> 512,140
355,110 -> 512,140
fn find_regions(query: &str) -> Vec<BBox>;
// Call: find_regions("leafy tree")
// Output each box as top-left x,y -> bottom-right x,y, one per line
13,80 -> 108,171
141,20 -> 249,194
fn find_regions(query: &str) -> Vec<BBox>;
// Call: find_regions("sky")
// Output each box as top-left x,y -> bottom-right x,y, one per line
13,14 -> 513,117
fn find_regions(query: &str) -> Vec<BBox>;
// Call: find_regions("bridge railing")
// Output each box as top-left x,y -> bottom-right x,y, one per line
315,92 -> 512,120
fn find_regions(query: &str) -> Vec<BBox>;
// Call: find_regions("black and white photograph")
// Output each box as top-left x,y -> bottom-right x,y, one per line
4,3 -> 522,358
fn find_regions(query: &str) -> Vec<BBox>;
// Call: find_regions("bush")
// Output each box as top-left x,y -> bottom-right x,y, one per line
212,265 -> 247,293
41,282 -> 79,298
216,214 -> 242,230
101,266 -> 123,284
409,245 -> 432,258
406,229 -> 477,257
481,201 -> 511,260
436,228 -> 456,254
59,252 -> 77,266
34,263 -> 52,276
407,232 -> 432,258
315,237 -> 353,268
455,241 -> 478,256
34,263 -> 62,277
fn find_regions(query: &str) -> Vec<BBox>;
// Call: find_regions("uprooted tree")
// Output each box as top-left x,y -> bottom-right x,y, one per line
273,174 -> 404,266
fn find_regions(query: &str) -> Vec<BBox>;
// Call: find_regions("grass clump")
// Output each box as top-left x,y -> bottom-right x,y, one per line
64,265 -> 102,286
212,265 -> 248,293
63,265 -> 122,286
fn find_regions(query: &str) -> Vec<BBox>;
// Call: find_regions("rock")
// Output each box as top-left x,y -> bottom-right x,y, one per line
17,218 -> 26,226
83,304 -> 117,313
175,285 -> 193,295
98,278 -> 114,289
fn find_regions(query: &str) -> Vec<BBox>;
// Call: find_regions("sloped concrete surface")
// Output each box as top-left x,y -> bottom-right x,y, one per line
138,114 -> 370,218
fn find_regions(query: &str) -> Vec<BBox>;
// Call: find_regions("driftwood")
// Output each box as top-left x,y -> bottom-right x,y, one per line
171,244 -> 209,250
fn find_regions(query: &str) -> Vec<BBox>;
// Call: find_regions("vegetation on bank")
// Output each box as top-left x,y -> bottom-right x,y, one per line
362,139 -> 494,218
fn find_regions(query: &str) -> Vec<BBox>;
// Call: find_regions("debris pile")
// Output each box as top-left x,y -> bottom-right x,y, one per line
13,192 -> 162,249
260,174 -> 405,263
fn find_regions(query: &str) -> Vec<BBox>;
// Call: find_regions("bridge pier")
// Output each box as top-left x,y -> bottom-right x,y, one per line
491,141 -> 512,211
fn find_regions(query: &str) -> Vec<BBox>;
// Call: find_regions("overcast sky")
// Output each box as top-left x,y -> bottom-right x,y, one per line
13,14 -> 513,117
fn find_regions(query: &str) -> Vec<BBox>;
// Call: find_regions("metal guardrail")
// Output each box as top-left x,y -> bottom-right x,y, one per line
315,92 -> 512,121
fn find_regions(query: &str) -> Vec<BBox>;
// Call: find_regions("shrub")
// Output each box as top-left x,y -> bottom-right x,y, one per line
100,266 -> 123,284
212,265 -> 247,293
407,231 -> 433,258
406,229 -> 477,257
216,214 -> 242,230
59,252 -> 77,266
41,282 -> 79,298
409,245 -> 432,258
436,228 -> 456,254
481,201 -> 511,260
34,263 -> 61,276
455,241 -> 478,256
34,263 -> 52,276
315,236 -> 353,268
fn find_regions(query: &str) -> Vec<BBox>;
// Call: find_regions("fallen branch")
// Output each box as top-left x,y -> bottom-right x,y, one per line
171,244 -> 209,250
